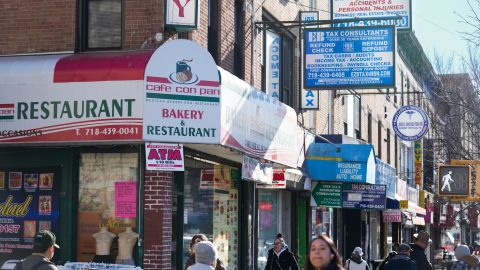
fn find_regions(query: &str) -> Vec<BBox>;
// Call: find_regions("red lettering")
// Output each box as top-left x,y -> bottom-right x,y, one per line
167,149 -> 182,160
173,0 -> 192,17
147,149 -> 160,160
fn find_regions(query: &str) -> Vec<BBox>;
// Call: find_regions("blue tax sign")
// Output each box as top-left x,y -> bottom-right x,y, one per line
342,183 -> 386,210
392,105 -> 429,141
304,26 -> 395,89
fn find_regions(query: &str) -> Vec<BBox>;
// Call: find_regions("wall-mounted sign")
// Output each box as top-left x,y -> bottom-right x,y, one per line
342,183 -> 386,210
143,39 -> 220,143
301,89 -> 319,109
399,200 -> 408,209
375,158 -> 396,199
165,0 -> 199,30
241,155 -> 273,185
383,209 -> 402,223
397,178 -> 407,199
311,182 -> 342,208
304,26 -> 395,89
331,0 -> 412,30
438,165 -> 471,196
145,143 -> 184,171
392,105 -> 429,141
300,11 -> 319,29
256,170 -> 287,189
265,31 -> 281,99
414,140 -> 423,186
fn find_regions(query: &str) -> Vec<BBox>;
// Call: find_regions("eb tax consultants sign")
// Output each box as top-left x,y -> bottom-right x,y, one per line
143,39 -> 220,144
304,26 -> 395,89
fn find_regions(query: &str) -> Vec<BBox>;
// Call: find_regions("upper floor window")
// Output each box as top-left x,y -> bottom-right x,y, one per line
77,0 -> 123,51
262,13 -> 294,107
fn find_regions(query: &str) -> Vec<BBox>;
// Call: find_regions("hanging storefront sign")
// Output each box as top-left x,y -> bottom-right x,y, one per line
412,216 -> 425,226
301,89 -> 319,109
331,0 -> 412,30
407,186 -> 419,206
304,26 -> 395,89
241,156 -> 273,185
144,39 -> 220,144
300,11 -> 319,28
265,31 -> 281,99
305,143 -> 376,183
310,182 -> 342,208
256,170 -> 286,189
375,159 -> 396,199
414,140 -> 423,186
399,200 -> 408,209
0,52 -> 147,144
145,143 -> 184,171
164,0 -> 199,30
438,165 -> 471,196
392,105 -> 429,141
219,68 -> 310,168
397,178 -> 407,199
0,167 -> 60,262
383,209 -> 402,222
342,183 -> 386,210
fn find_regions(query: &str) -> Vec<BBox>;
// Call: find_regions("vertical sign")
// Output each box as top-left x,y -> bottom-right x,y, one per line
165,0 -> 199,29
301,89 -> 319,109
265,31 -> 281,99
414,140 -> 423,187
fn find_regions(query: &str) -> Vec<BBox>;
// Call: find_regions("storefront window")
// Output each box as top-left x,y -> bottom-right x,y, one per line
77,153 -> 139,263
182,158 -> 239,269
258,190 -> 279,270
312,207 -> 333,239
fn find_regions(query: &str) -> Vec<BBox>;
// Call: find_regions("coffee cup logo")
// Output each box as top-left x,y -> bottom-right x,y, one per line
175,60 -> 193,83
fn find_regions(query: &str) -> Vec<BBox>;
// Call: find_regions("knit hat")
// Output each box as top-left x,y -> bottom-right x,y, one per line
455,245 -> 470,260
353,247 -> 363,256
194,241 -> 217,266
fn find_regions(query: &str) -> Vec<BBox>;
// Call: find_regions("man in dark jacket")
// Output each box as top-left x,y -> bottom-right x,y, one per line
14,230 -> 59,270
265,234 -> 299,270
384,243 -> 418,270
409,231 -> 433,270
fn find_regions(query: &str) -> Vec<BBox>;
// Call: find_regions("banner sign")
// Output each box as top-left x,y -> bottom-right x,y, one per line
332,17 -> 406,29
414,140 -> 423,186
0,53 -> 146,144
265,31 -> 281,99
304,26 -> 395,89
342,183 -> 386,210
241,156 -> 273,185
164,0 -> 199,29
219,68 -> 303,168
145,142 -> 184,171
144,39 -> 220,143
114,182 -> 137,218
438,165 -> 471,196
301,89 -> 319,109
392,105 -> 429,141
407,186 -> 419,205
375,158 -> 396,199
331,0 -> 412,30
311,182 -> 342,208
383,209 -> 402,222
0,168 -> 60,264
397,178 -> 407,199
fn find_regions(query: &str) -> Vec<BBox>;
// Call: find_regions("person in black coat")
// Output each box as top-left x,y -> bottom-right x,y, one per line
383,243 -> 418,270
265,234 -> 299,270
409,231 -> 433,270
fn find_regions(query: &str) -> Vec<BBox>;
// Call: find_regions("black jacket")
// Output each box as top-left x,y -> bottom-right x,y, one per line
265,247 -> 299,270
383,254 -> 418,270
409,243 -> 433,270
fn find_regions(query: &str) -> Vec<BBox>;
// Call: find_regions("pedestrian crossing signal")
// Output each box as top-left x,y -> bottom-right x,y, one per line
438,165 -> 471,196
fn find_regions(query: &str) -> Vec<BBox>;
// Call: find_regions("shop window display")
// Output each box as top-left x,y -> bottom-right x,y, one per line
77,153 -> 139,263
182,158 -> 239,269
258,190 -> 279,270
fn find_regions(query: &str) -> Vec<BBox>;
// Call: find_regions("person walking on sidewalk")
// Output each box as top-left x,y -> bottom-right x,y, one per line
265,233 -> 299,270
305,234 -> 344,270
345,247 -> 370,270
451,245 -> 480,270
383,243 -> 418,270
14,230 -> 59,270
184,234 -> 225,270
409,231 -> 433,270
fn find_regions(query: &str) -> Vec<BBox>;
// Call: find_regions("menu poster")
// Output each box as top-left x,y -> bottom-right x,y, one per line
0,167 -> 60,265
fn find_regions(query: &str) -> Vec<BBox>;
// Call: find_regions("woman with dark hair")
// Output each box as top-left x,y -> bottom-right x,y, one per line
305,235 -> 344,270
265,233 -> 299,270
184,234 -> 225,270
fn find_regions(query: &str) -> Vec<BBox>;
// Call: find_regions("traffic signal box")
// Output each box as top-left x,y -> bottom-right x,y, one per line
446,160 -> 480,202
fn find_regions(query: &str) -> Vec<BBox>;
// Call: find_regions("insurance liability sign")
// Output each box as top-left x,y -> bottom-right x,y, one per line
304,26 -> 395,89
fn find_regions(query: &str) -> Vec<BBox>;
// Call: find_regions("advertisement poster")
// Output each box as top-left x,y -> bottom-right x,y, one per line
114,182 -> 137,218
304,26 -> 395,89
145,142 -> 184,171
0,167 -> 60,265
77,153 -> 138,262
342,183 -> 386,210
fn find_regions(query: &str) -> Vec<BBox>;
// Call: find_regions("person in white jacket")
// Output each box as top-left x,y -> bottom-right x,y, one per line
187,241 -> 218,270
345,247 -> 370,270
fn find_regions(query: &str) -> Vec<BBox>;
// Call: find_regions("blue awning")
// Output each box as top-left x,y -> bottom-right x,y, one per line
305,143 -> 376,184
